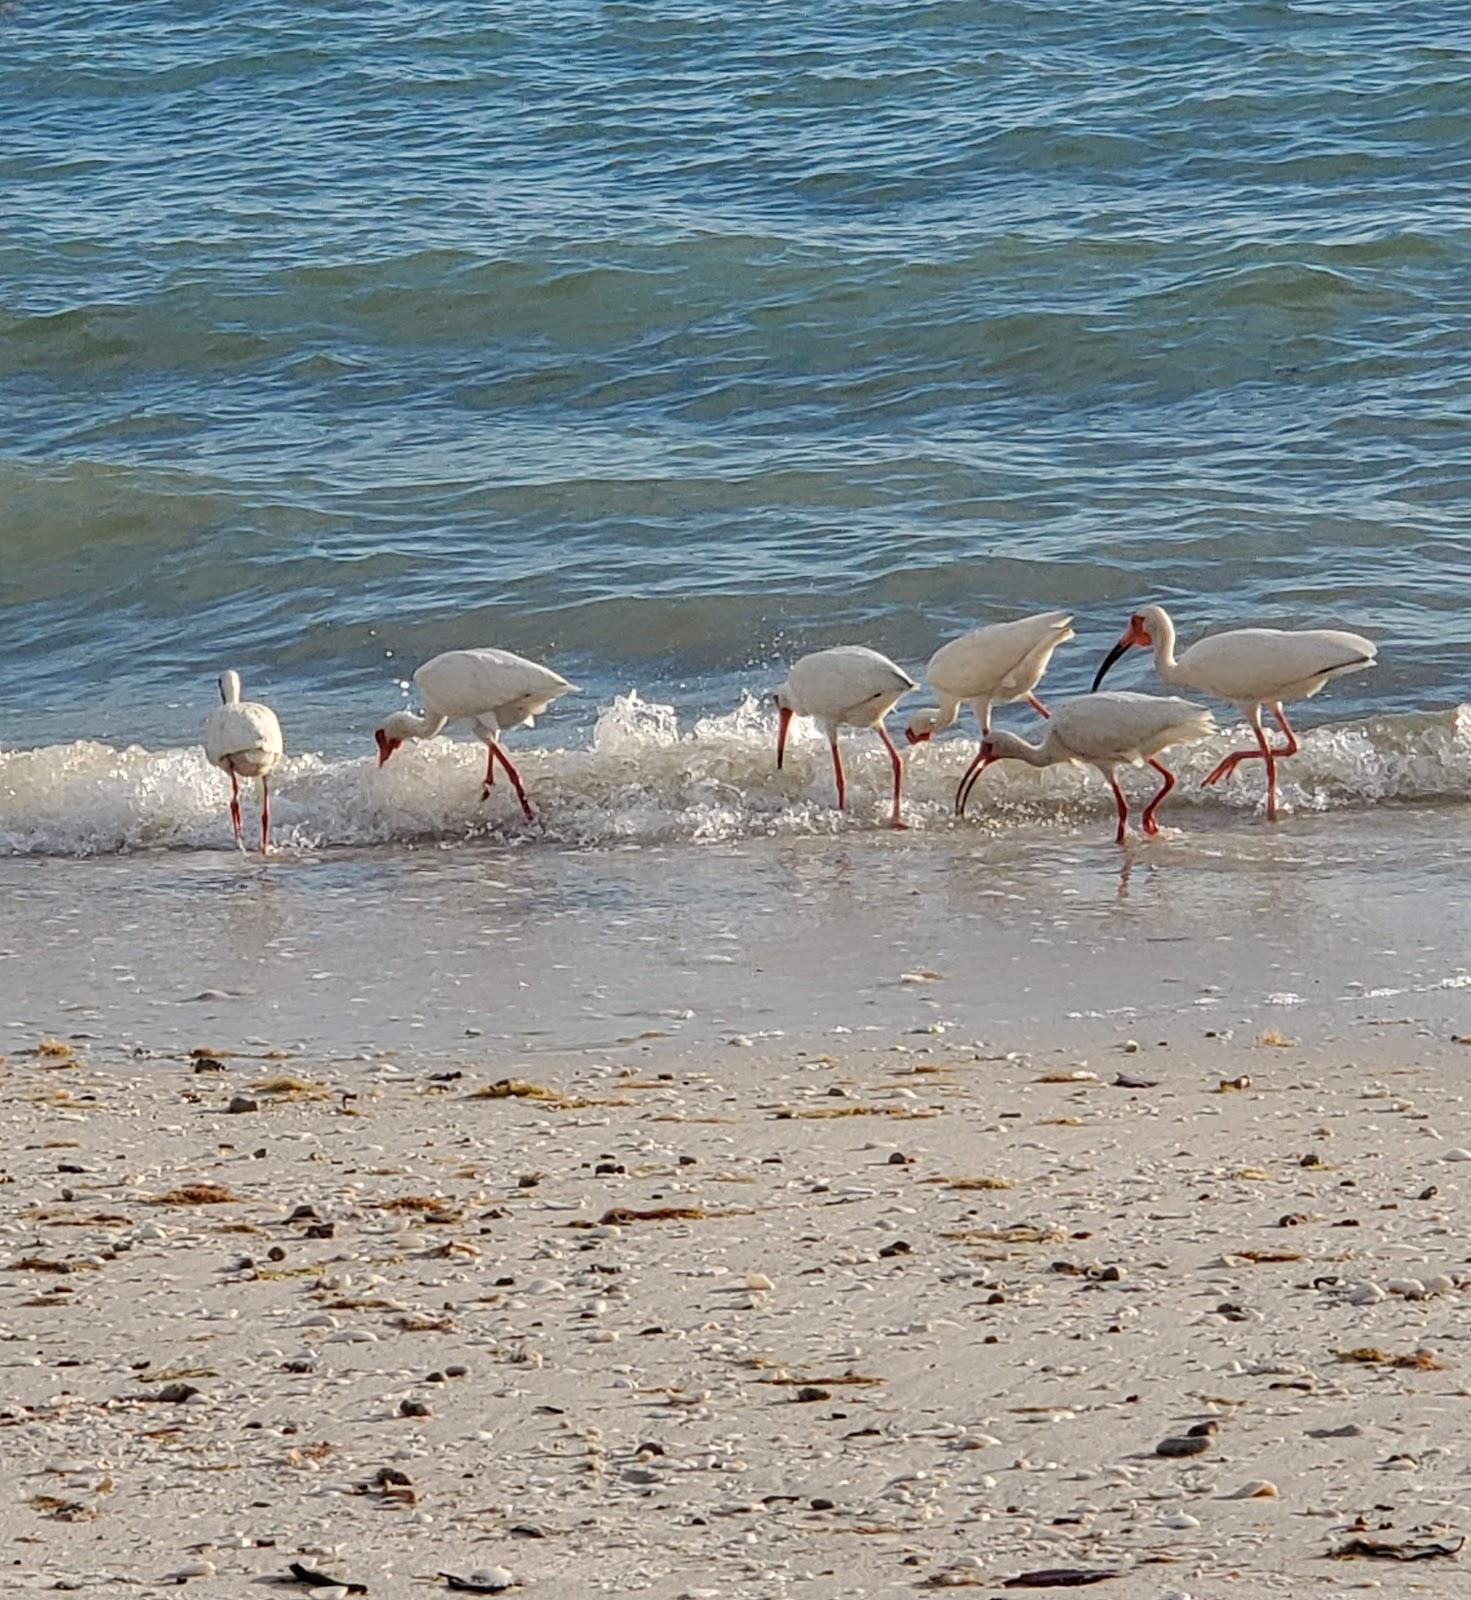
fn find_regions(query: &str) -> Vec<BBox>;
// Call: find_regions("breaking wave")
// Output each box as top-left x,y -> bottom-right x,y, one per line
0,695 -> 1467,857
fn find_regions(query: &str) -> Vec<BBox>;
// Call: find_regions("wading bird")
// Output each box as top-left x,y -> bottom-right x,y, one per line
374,648 -> 575,822
957,689 -> 1215,843
906,611 -> 1076,809
204,670 -> 284,853
775,646 -> 916,828
1091,605 -> 1375,820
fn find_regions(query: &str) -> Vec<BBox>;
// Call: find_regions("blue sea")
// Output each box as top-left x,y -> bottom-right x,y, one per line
3,0 -> 1471,858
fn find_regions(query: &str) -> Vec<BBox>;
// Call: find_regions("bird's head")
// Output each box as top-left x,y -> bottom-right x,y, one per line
374,726 -> 403,766
1092,608 -> 1158,692
904,709 -> 941,746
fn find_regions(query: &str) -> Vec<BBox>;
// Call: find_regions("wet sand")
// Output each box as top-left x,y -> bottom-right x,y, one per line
4,997 -> 1471,1597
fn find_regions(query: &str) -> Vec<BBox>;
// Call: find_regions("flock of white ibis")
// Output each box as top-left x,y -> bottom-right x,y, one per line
204,607 -> 1376,853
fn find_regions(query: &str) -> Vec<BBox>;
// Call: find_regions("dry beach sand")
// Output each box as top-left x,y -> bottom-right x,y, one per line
5,1005 -> 1471,1598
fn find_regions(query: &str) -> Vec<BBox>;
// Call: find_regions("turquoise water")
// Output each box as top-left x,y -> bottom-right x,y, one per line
5,1 -> 1471,761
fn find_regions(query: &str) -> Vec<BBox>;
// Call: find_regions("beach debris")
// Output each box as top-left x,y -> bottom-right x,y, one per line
252,1075 -> 328,1099
286,1561 -> 367,1593
1001,1570 -> 1122,1588
226,1095 -> 260,1114
470,1078 -> 589,1109
1329,1533 -> 1463,1561
1112,1073 -> 1159,1089
1337,1347 -> 1445,1370
1217,1075 -> 1252,1092
772,1104 -> 936,1120
943,1224 -> 1066,1246
144,1382 -> 202,1403
439,1571 -> 518,1594
147,1183 -> 239,1206
1156,1434 -> 1212,1458
758,1372 -> 883,1388
1223,1479 -> 1278,1499
597,1206 -> 717,1225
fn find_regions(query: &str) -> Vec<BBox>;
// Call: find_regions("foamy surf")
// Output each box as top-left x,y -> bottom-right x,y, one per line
0,695 -> 1467,857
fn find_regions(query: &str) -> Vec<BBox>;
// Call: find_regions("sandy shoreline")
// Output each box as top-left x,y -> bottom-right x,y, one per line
5,1005 -> 1471,1597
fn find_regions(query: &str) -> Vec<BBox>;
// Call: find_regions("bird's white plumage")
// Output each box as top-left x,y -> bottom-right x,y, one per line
777,646 -> 915,729
1165,627 -> 1376,705
1132,607 -> 1376,707
375,647 -> 575,822
1038,691 -> 1215,766
1093,603 -> 1377,821
918,610 -> 1074,729
413,648 -> 575,731
203,675 -> 283,778
773,646 -> 915,827
967,690 -> 1215,841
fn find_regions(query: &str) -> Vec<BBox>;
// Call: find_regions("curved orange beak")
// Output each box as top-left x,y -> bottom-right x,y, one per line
375,729 -> 400,766
904,727 -> 932,747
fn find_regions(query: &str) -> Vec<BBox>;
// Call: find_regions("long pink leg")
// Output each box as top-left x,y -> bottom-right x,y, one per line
1141,758 -> 1175,836
1026,693 -> 1051,720
829,738 -> 847,811
1259,703 -> 1300,820
1271,702 -> 1299,758
489,743 -> 535,822
260,777 -> 271,854
1107,771 -> 1130,844
875,723 -> 907,830
228,767 -> 243,843
1203,702 -> 1299,814
1203,707 -> 1290,820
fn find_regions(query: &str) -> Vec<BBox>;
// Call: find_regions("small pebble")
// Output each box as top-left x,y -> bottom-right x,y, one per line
1157,1435 -> 1212,1458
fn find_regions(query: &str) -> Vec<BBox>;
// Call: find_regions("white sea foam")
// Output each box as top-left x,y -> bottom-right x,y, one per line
0,695 -> 1466,858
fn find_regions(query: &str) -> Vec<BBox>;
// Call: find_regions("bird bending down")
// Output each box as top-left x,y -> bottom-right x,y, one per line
774,646 -> 916,828
1091,605 -> 1376,821
204,670 -> 284,853
374,648 -> 575,822
957,690 -> 1215,843
905,611 -> 1075,802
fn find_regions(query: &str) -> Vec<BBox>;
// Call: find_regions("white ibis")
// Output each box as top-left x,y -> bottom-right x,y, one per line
905,610 -> 1075,811
1092,605 -> 1376,821
957,690 -> 1215,843
374,648 -> 575,822
203,670 -> 284,853
774,646 -> 916,828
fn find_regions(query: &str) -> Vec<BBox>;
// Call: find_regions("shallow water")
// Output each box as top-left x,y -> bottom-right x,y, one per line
4,806 -> 1468,1060
0,695 -> 1466,856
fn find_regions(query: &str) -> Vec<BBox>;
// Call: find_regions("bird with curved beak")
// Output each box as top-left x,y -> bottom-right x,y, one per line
774,646 -> 916,828
1091,605 -> 1376,821
374,647 -> 575,822
957,690 -> 1215,843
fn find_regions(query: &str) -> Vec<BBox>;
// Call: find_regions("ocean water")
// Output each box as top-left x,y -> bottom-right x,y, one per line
5,1 -> 1471,859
